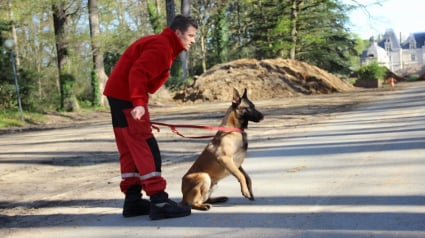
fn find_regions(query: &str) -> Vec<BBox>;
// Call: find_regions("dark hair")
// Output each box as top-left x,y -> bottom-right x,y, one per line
170,15 -> 198,33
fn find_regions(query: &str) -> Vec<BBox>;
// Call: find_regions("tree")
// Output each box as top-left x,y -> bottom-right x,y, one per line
180,0 -> 190,79
225,1 -> 252,60
294,0 -> 356,74
165,0 -> 175,25
192,0 -> 227,72
148,0 -> 165,33
232,0 -> 285,60
289,0 -> 302,59
236,0 -> 356,74
88,0 -> 108,106
0,0 -> 367,119
52,0 -> 81,111
6,0 -> 20,67
208,6 -> 228,66
0,20 -> 14,113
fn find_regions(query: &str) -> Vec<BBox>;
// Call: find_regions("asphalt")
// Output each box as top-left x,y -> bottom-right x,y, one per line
2,82 -> 425,237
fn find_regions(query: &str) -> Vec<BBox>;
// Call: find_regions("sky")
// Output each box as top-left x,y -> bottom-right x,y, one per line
344,0 -> 425,40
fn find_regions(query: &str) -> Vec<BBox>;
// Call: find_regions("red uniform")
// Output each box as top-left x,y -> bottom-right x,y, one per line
104,27 -> 184,196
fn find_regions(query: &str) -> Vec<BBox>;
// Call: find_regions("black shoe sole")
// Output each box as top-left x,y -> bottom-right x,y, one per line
123,210 -> 150,217
149,209 -> 191,220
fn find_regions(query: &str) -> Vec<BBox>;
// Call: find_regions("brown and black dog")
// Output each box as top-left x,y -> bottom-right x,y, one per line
181,88 -> 264,210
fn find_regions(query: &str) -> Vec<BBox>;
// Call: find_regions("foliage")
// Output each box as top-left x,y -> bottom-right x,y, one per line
407,75 -> 418,81
17,69 -> 51,113
60,73 -> 78,111
166,74 -> 187,91
0,21 -> 12,113
0,20 -> 46,114
90,70 -> 101,106
290,0 -> 357,74
0,0 -> 368,120
147,0 -> 165,34
207,6 -> 228,67
356,61 -> 387,81
246,0 -> 289,59
103,51 -> 120,76
0,111 -> 58,128
0,111 -> 27,127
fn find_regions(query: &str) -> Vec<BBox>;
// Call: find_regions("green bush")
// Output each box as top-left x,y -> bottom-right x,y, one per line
356,62 -> 387,81
407,75 -> 418,81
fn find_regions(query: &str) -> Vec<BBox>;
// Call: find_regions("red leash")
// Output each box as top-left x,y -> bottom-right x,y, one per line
149,121 -> 243,139
121,109 -> 241,139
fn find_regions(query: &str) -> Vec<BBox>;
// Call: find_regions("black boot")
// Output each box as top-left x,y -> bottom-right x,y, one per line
149,191 -> 191,220
122,185 -> 150,217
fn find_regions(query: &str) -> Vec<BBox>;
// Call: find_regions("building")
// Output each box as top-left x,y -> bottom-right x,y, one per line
360,29 -> 425,74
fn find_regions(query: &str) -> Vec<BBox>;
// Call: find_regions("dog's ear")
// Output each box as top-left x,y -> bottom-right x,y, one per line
242,88 -> 247,99
232,88 -> 241,104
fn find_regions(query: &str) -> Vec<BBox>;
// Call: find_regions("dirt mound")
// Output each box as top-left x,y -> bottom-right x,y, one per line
174,58 -> 354,102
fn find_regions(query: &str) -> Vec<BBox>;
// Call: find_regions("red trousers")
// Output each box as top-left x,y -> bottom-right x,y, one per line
107,97 -> 166,196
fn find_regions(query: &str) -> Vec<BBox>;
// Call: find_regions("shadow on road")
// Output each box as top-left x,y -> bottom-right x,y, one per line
1,195 -> 424,231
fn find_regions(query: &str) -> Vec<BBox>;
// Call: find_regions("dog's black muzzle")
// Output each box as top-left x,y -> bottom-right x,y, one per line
247,111 -> 264,123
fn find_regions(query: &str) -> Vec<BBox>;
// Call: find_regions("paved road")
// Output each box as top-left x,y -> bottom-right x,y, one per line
2,83 -> 425,237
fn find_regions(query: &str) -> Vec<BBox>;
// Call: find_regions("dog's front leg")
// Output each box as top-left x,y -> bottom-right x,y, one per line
217,156 -> 253,200
239,166 -> 254,200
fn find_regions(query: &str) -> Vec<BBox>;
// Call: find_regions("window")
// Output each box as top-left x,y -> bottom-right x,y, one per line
384,39 -> 391,51
409,39 -> 416,49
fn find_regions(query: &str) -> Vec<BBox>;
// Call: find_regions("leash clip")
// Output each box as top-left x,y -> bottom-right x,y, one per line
151,124 -> 160,133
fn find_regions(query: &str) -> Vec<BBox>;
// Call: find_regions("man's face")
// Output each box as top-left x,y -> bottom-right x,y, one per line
176,26 -> 197,51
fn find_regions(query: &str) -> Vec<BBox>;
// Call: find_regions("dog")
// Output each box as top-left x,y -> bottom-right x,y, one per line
181,88 -> 264,210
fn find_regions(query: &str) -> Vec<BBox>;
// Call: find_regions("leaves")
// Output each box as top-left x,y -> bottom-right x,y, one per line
0,0 -> 362,114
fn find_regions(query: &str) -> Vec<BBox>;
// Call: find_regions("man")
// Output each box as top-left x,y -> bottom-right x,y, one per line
103,15 -> 198,220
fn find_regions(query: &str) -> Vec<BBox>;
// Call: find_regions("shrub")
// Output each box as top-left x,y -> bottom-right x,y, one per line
356,62 -> 387,81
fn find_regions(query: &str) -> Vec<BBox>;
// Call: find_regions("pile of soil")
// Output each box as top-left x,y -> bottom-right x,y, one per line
173,58 -> 354,102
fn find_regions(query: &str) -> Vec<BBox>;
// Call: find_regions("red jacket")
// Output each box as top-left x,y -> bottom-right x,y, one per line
103,27 -> 184,107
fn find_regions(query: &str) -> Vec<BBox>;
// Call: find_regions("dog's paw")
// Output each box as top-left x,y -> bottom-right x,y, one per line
243,194 -> 255,201
192,203 -> 211,211
241,189 -> 255,201
248,191 -> 255,201
241,189 -> 253,199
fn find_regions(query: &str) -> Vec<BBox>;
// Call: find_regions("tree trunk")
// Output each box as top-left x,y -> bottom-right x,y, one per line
180,0 -> 190,79
290,0 -> 302,59
7,0 -> 20,67
165,0 -> 181,88
200,26 -> 207,72
165,0 -> 175,26
88,0 -> 108,106
52,1 -> 79,111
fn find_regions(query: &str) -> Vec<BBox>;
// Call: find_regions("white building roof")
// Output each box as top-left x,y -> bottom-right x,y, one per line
362,37 -> 389,65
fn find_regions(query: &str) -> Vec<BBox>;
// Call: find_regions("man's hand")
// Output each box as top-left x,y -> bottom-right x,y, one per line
131,106 -> 145,120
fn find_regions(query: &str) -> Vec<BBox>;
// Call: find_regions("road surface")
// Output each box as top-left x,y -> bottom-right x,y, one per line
1,82 -> 424,237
